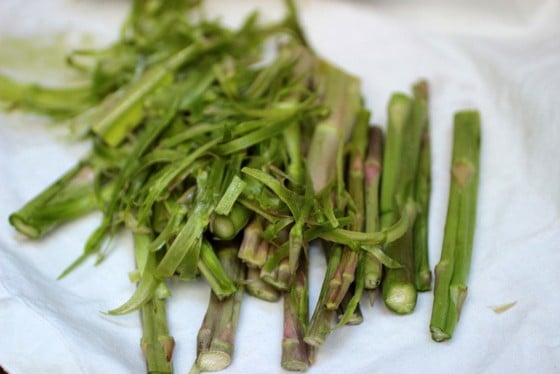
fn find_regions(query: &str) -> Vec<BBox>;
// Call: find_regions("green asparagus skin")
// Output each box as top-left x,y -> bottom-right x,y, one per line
430,110 -> 481,342
412,80 -> 432,291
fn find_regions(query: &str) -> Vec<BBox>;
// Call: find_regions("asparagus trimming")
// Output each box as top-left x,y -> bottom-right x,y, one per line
363,126 -> 384,291
324,108 -> 369,310
134,233 -> 174,374
282,255 -> 311,371
245,267 -> 281,302
430,110 -> 481,342
194,244 -> 244,371
412,80 -> 432,291
381,88 -> 426,314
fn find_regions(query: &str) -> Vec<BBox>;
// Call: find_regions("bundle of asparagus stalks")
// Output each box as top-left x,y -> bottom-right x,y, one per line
3,0 -> 481,372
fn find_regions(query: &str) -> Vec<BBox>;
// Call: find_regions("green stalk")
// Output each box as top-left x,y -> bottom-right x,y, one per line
430,110 -> 481,342
303,57 -> 362,348
363,126 -> 383,290
306,58 -> 361,192
412,80 -> 432,291
260,242 -> 290,291
195,244 -> 245,371
381,89 -> 425,314
197,240 -> 237,300
304,245 -> 341,347
135,233 -> 174,374
382,231 -> 417,314
9,161 -> 96,239
238,218 -> 266,267
324,109 -> 369,310
336,281 -> 364,326
282,255 -> 310,371
277,257 -> 292,291
0,74 -> 94,118
379,93 -> 412,228
324,249 -> 358,310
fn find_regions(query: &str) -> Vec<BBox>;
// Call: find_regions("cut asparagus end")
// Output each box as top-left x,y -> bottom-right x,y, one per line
304,307 -> 335,347
245,267 -> 280,302
415,270 -> 432,292
197,350 -> 232,371
238,218 -> 262,266
383,282 -> 417,314
281,340 -> 309,372
430,327 -> 451,342
337,288 -> 363,325
195,245 -> 244,371
8,215 -> 41,238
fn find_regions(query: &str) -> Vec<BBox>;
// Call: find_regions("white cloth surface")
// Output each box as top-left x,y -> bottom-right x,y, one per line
0,0 -> 559,373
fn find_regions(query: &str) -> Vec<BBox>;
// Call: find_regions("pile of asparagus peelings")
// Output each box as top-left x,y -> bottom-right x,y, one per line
2,1 -> 481,372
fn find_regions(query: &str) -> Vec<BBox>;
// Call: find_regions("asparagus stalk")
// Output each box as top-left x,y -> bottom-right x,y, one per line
303,54 -> 362,348
195,244 -> 245,371
381,89 -> 426,314
412,80 -> 432,291
377,94 -> 414,313
430,110 -> 481,342
9,162 -> 97,238
306,58 -> 361,192
304,245 -> 341,347
363,126 -> 384,291
134,233 -> 174,374
259,239 -> 295,292
282,255 -> 311,371
324,109 -> 369,310
336,282 -> 364,325
238,218 -> 267,267
197,240 -> 237,299
0,74 -> 94,118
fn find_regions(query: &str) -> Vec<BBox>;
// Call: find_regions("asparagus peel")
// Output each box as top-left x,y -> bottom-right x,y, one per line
430,110 -> 481,342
